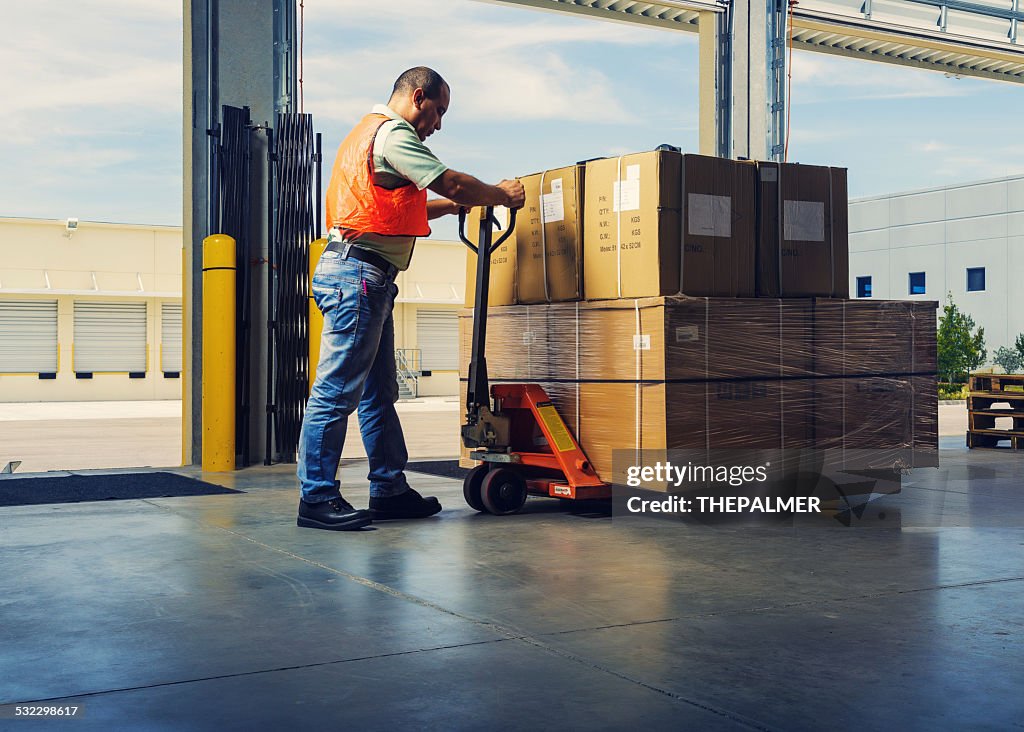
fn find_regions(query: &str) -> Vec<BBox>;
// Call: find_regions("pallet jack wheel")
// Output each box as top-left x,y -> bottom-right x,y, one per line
480,467 -> 528,515
463,464 -> 488,513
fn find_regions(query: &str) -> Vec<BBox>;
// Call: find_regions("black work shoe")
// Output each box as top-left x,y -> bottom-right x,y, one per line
297,497 -> 372,531
369,487 -> 442,520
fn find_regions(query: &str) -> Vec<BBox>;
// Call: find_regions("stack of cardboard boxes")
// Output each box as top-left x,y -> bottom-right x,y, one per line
459,150 -> 937,485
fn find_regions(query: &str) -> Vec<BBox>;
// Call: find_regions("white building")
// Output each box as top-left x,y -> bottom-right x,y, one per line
849,175 -> 1024,354
0,217 -> 467,402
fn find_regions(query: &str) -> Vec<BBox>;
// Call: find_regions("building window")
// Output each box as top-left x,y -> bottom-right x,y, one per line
908,272 -> 926,295
966,267 -> 986,292
856,276 -> 872,298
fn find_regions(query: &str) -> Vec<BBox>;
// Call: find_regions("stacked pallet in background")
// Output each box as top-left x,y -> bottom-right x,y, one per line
967,373 -> 1024,449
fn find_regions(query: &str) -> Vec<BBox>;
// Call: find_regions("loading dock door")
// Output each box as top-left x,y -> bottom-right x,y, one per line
0,300 -> 58,374
74,301 -> 147,373
416,309 -> 458,371
161,302 -> 183,374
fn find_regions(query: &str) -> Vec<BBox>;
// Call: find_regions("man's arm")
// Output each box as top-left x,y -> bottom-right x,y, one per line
428,170 -> 525,209
426,198 -> 460,220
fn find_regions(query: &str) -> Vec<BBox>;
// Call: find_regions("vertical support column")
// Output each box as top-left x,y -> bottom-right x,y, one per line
273,0 -> 297,117
698,11 -> 718,156
717,8 -> 733,159
730,0 -> 775,161
188,0 -> 289,465
202,234 -> 237,472
184,0 -> 218,466
768,0 -> 787,161
308,237 -> 327,392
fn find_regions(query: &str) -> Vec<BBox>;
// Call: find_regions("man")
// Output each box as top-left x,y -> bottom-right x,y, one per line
297,66 -> 525,531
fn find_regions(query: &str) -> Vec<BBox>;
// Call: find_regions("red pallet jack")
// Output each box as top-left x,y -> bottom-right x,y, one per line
458,206 -> 611,515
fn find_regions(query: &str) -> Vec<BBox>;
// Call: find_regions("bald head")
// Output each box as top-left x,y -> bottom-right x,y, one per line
390,67 -> 448,103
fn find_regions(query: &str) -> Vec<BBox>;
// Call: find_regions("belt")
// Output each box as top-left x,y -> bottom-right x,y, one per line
325,240 -> 399,279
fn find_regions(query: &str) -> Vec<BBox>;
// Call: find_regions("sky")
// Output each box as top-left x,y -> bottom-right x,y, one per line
2,0 -> 1023,236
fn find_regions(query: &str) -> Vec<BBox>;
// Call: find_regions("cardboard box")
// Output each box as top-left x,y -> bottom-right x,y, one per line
756,163 -> 850,298
583,152 -> 757,300
515,166 -> 584,304
812,299 -> 937,378
679,155 -> 757,297
463,206 -> 517,307
456,298 -> 937,485
583,151 -> 682,300
547,296 -> 815,382
458,305 -> 549,382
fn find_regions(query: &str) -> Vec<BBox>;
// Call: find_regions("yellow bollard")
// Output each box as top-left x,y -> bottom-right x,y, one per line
308,237 -> 327,392
202,234 -> 236,472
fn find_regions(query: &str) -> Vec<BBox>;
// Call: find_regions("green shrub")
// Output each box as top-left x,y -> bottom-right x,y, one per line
937,293 -> 986,384
937,383 -> 968,400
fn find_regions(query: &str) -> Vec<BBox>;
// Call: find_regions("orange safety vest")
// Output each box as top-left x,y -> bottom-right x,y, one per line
325,113 -> 431,237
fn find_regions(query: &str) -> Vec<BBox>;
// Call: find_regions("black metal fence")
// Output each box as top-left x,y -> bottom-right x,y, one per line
217,105 -> 254,466
268,112 -> 322,463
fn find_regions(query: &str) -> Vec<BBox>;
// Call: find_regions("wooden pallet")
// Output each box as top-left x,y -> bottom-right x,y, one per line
967,430 -> 1024,450
967,392 -> 1024,412
967,372 -> 1024,451
969,410 -> 1024,431
969,373 -> 1024,395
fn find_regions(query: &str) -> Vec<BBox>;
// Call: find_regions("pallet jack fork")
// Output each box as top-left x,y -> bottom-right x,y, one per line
458,206 -> 611,515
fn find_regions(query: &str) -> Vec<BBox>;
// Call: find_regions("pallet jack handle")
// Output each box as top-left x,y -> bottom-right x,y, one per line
458,206 -> 518,421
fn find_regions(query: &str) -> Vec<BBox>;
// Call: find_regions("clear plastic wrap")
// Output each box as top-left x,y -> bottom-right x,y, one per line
459,297 -> 938,485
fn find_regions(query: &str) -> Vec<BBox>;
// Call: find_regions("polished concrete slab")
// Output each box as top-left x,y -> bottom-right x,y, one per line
1,442 -> 1022,730
0,399 -> 969,474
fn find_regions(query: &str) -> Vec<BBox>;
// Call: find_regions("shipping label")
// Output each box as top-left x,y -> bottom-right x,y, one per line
783,200 -> 825,242
687,194 -> 732,237
613,179 -> 641,212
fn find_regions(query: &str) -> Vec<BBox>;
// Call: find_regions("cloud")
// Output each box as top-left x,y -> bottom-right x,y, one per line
1,1 -> 181,147
1,1 -> 182,223
300,0 -> 684,127
916,141 -> 952,153
934,154 -> 1024,180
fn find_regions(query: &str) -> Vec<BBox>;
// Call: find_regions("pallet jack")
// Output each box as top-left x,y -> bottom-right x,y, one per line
458,206 -> 611,515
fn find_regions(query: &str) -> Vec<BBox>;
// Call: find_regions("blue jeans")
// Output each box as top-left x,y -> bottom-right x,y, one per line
297,250 -> 410,503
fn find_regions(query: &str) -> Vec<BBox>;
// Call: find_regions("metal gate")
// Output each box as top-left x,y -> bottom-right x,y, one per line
216,104 -> 255,463
268,112 -> 322,462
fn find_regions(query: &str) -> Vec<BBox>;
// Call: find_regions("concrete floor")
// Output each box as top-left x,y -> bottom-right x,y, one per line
0,400 -> 972,474
1,431 -> 1022,730
0,399 -> 464,473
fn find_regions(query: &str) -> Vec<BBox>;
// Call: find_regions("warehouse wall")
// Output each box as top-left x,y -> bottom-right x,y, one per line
0,218 -> 183,402
393,239 -> 467,397
1,218 -> 467,402
849,175 -> 1024,353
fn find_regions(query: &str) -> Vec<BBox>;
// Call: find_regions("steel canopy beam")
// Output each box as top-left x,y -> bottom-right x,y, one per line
478,0 -> 1024,83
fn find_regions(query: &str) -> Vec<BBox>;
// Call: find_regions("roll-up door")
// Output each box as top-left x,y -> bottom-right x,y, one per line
0,300 -> 58,373
161,302 -> 183,373
416,309 -> 458,371
74,301 -> 147,373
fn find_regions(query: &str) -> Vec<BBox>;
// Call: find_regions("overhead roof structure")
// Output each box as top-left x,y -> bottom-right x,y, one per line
481,0 -> 1024,83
